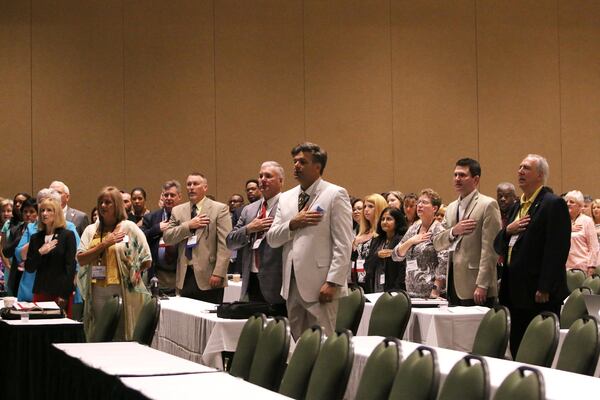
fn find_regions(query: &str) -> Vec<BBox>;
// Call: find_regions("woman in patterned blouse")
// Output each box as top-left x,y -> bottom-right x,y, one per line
392,189 -> 448,298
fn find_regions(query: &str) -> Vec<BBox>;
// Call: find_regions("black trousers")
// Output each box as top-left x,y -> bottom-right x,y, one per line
180,266 -> 224,304
248,272 -> 287,317
447,261 -> 496,307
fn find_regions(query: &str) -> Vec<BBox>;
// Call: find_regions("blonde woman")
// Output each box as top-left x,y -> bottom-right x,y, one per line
564,191 -> 599,276
351,193 -> 387,286
24,198 -> 77,317
77,186 -> 151,340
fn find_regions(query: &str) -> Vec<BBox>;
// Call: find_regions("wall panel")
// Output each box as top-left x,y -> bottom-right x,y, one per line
477,0 -> 562,195
214,0 -> 304,201
304,0 -> 393,199
124,0 -> 216,206
559,0 -> 600,197
0,1 -> 598,206
31,0 -> 124,211
0,1 -> 32,196
392,0 -> 479,203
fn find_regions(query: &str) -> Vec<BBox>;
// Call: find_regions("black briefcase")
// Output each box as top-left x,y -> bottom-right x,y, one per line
216,301 -> 274,319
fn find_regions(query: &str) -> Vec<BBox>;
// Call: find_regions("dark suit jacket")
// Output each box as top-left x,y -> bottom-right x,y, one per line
227,206 -> 245,274
226,198 -> 285,304
365,234 -> 405,294
142,208 -> 177,278
66,206 -> 89,237
24,227 -> 76,298
494,187 -> 570,309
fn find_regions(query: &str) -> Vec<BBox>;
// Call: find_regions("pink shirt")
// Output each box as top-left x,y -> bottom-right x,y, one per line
566,214 -> 600,269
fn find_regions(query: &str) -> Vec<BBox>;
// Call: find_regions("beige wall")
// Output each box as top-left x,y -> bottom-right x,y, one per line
1,0 -> 598,212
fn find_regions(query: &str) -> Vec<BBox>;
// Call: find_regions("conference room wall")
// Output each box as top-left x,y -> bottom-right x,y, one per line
0,1 -> 32,197
0,1 -> 598,212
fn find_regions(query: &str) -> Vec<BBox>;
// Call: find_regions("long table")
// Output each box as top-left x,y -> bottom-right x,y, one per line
344,336 -> 600,400
357,294 -> 489,351
151,296 -> 249,368
0,317 -> 85,400
121,372 -> 291,399
48,341 -> 290,400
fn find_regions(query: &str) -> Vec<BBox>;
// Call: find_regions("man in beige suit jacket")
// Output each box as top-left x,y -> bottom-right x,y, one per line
433,158 -> 501,306
267,143 -> 353,339
163,173 -> 232,303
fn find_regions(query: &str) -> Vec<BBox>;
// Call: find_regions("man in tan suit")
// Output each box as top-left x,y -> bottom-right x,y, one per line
163,173 -> 232,303
433,158 -> 501,306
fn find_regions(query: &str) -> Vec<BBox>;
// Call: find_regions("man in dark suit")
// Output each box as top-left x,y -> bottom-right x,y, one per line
50,181 -> 90,236
227,162 -> 286,316
142,180 -> 182,293
245,179 -> 262,204
227,193 -> 245,274
494,154 -> 571,357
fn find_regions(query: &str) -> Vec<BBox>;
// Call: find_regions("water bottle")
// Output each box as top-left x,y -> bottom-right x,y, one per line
150,276 -> 159,297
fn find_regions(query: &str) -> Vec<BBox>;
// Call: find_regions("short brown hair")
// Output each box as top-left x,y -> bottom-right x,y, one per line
419,188 -> 442,211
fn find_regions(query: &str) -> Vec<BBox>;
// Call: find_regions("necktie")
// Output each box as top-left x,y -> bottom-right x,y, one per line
256,201 -> 268,239
186,204 -> 198,260
298,191 -> 310,211
254,201 -> 268,270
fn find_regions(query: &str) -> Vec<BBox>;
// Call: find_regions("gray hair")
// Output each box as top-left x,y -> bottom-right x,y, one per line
261,161 -> 284,180
37,188 -> 61,203
526,154 -> 549,184
49,180 -> 70,194
564,190 -> 584,206
162,180 -> 182,193
496,182 -> 516,193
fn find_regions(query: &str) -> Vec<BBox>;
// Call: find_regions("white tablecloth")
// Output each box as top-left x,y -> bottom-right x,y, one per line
121,372 -> 291,399
54,342 -> 215,376
357,300 -> 488,352
344,336 -> 600,400
151,296 -> 248,369
223,280 -> 243,303
1,317 -> 82,326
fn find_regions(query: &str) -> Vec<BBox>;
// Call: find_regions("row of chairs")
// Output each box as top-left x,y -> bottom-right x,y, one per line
88,294 -> 161,345
231,315 -> 549,400
474,304 -> 600,376
357,338 -> 545,400
566,269 -> 600,293
229,314 -> 355,400
336,286 -> 600,375
336,287 -> 411,337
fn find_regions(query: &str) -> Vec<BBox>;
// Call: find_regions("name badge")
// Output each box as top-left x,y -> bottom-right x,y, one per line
406,259 -> 418,272
92,265 -> 107,280
508,235 -> 518,248
252,237 -> 263,250
379,273 -> 385,285
355,259 -> 365,272
187,235 -> 198,247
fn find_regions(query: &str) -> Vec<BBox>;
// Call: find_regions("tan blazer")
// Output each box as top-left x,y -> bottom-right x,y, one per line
163,197 -> 232,291
433,190 -> 501,300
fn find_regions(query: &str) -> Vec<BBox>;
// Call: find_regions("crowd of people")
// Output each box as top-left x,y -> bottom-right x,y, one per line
1,144 -> 599,353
